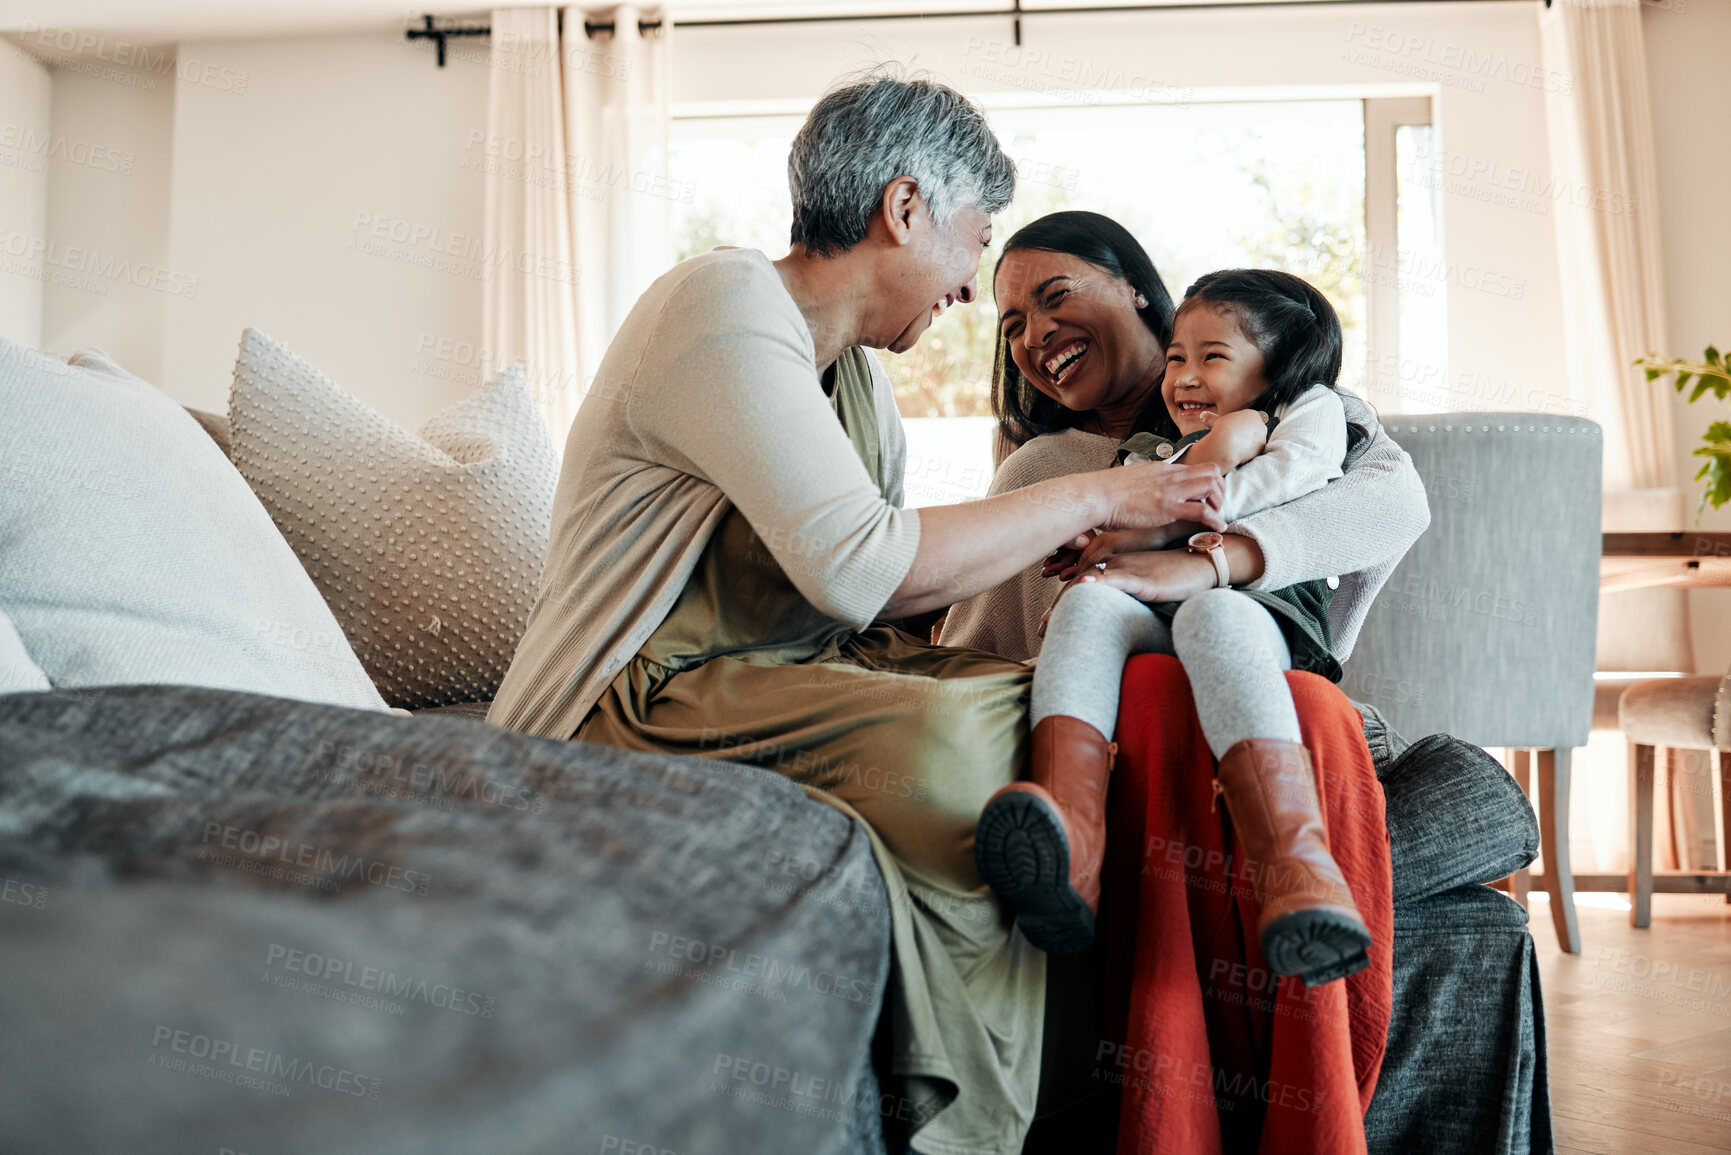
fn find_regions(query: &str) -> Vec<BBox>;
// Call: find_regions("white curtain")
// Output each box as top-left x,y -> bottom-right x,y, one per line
564,4 -> 672,394
1541,0 -> 1705,876
480,5 -> 671,448
1540,0 -> 1675,491
482,8 -> 582,445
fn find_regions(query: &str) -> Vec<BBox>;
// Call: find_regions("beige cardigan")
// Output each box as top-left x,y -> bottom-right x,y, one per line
488,249 -> 918,739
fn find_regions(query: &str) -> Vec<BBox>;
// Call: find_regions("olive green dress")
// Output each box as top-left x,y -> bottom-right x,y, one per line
577,347 -> 1047,1154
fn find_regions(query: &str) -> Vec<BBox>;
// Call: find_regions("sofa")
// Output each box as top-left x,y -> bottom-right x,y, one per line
0,337 -> 1551,1153
0,680 -> 1549,1155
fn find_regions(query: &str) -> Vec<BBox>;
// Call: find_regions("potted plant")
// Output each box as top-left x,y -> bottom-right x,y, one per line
1637,345 -> 1731,512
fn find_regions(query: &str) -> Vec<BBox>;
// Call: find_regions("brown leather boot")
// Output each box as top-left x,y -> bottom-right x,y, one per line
973,715 -> 1117,954
1214,737 -> 1371,986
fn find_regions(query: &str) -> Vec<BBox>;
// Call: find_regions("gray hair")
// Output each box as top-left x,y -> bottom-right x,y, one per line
788,72 -> 1016,257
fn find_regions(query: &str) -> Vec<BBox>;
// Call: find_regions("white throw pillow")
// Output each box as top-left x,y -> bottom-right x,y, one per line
228,329 -> 558,709
0,606 -> 51,694
0,340 -> 388,711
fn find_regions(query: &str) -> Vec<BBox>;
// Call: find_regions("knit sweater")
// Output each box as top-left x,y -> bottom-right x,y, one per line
938,389 -> 1430,663
487,249 -> 918,739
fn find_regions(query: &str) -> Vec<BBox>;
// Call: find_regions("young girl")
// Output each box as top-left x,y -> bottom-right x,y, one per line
973,268 -> 1373,987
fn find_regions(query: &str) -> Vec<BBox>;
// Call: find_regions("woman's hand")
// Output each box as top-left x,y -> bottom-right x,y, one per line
1042,525 -> 1193,581
1038,547 -> 1220,635
1073,523 -> 1207,572
1096,462 -> 1225,534
1037,464 -> 1224,582
1041,534 -> 1089,581
1087,548 -> 1222,605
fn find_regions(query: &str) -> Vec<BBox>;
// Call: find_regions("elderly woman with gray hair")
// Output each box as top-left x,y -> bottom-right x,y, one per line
489,76 -> 1235,1151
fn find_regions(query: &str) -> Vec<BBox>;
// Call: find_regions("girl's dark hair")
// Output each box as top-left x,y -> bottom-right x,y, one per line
991,211 -> 1176,450
1176,268 -> 1366,453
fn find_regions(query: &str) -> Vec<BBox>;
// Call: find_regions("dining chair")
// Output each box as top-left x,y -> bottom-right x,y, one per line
1618,670 -> 1731,927
1341,414 -> 1602,953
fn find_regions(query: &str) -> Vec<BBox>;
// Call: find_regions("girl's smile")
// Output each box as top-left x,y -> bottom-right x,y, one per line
1162,305 -> 1269,436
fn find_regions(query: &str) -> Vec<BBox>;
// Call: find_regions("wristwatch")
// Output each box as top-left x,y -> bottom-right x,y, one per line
1186,531 -> 1230,588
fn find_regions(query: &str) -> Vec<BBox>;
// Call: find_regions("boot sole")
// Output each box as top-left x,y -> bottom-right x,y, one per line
974,791 -> 1096,954
1262,910 -> 1372,987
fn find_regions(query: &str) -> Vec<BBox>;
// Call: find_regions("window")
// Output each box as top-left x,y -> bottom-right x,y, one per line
1364,96 -> 1446,415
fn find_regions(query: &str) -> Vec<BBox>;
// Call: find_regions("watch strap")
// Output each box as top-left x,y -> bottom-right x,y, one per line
1203,545 -> 1230,588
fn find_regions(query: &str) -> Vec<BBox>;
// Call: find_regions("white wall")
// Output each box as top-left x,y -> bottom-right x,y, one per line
160,30 -> 487,424
0,38 -> 51,347
3,1 -> 1651,465
1644,0 -> 1731,677
38,55 -> 175,379
669,0 -> 1572,422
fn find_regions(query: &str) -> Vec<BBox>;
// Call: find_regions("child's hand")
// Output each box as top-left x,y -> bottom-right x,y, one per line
1200,409 -> 1269,462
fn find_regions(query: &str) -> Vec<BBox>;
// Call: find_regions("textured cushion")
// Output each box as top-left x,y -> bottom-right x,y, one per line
1378,733 -> 1539,904
229,329 -> 559,709
0,339 -> 387,711
0,608 -> 50,694
1618,675 -> 1726,748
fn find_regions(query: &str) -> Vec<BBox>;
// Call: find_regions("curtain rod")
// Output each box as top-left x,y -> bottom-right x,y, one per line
410,0 -> 1530,65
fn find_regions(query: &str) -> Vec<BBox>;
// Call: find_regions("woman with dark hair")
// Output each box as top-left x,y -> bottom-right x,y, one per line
941,210 -> 1422,689
979,264 -> 1373,977
939,212 -> 1427,1151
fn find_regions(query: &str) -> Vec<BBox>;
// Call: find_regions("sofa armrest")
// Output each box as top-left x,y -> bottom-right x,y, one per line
1378,733 -> 1540,904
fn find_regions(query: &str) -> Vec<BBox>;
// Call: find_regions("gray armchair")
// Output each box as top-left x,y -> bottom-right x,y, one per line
1341,415 -> 1602,953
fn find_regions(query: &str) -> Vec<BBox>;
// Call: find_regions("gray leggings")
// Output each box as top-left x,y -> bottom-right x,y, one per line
1032,582 -> 1302,760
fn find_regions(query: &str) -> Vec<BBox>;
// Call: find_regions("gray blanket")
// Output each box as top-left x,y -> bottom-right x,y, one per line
0,685 -> 893,1155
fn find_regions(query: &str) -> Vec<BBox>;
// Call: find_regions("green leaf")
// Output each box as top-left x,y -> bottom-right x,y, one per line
1646,366 -> 1662,382
1711,460 -> 1731,511
1690,427 -> 1731,510
1706,344 -> 1722,365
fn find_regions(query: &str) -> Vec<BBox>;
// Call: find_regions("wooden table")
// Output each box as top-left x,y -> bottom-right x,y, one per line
1575,532 -> 1731,917
1602,531 -> 1731,590
1509,533 -> 1731,927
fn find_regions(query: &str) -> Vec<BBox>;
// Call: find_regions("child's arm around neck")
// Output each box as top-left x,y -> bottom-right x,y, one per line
1199,385 -> 1345,524
1177,409 -> 1269,475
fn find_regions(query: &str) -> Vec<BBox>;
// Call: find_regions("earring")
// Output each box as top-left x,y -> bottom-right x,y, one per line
1134,293 -> 1148,308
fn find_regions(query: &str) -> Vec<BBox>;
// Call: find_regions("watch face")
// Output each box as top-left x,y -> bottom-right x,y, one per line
1187,531 -> 1224,551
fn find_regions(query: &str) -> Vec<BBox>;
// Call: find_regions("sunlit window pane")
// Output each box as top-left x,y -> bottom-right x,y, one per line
1394,123 -> 1448,411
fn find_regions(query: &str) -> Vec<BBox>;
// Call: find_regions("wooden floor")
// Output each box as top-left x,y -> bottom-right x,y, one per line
1534,893 -> 1731,1153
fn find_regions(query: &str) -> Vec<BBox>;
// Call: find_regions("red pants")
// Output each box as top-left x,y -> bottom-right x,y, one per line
1100,656 -> 1394,1155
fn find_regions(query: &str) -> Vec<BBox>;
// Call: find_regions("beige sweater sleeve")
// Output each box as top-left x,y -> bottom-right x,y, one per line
628,256 -> 921,629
